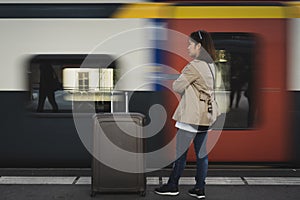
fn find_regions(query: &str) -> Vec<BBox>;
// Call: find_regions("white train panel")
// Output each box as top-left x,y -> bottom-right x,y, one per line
0,18 -> 153,91
288,18 -> 300,91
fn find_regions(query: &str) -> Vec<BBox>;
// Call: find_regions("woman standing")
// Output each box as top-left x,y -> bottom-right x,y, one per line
155,30 -> 217,199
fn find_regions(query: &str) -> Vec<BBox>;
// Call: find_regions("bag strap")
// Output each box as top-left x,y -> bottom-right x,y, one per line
206,63 -> 216,101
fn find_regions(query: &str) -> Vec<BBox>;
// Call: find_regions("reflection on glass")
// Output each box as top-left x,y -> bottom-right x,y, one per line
212,33 -> 256,129
63,68 -> 115,101
27,54 -> 117,113
36,63 -> 59,112
78,72 -> 89,91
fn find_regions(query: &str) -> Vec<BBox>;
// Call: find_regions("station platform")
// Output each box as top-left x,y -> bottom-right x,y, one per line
0,168 -> 300,200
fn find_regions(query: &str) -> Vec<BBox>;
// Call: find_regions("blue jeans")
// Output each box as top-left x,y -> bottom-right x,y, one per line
167,128 -> 208,189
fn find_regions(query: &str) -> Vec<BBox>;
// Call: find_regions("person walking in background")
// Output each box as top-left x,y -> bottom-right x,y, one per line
154,30 -> 217,199
37,63 -> 59,112
229,56 -> 246,109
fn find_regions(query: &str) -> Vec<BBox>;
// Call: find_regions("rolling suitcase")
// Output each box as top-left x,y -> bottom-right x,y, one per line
91,91 -> 146,197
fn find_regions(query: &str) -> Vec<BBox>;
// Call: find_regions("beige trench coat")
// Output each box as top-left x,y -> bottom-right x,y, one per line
172,59 -> 218,126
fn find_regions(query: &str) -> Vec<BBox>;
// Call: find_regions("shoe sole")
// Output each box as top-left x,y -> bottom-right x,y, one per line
188,193 -> 205,199
154,191 -> 179,196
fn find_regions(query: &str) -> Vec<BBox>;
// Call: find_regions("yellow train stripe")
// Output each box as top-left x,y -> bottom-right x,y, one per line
113,3 -> 299,19
287,3 -> 300,18
173,6 -> 286,19
112,3 -> 171,18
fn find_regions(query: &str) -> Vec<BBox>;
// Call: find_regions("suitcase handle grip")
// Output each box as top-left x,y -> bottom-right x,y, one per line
125,91 -> 129,113
110,91 -> 129,113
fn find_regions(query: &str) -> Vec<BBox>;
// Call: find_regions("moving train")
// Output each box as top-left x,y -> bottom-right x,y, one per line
0,0 -> 299,168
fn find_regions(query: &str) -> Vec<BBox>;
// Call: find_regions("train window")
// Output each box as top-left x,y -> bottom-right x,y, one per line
27,54 -> 117,113
212,33 -> 256,129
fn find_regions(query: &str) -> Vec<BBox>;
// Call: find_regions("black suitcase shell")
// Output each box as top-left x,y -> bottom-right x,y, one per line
91,113 -> 146,197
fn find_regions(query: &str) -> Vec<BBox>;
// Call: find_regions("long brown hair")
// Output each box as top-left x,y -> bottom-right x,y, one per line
190,30 -> 216,61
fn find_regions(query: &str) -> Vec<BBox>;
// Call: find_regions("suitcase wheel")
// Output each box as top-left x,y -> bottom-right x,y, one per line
90,191 -> 97,197
140,190 -> 146,197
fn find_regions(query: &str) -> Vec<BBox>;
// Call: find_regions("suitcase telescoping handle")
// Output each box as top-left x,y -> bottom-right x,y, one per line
110,91 -> 129,113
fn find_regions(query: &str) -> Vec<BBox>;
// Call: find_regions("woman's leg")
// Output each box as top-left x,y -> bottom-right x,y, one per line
167,129 -> 195,187
47,92 -> 58,112
193,131 -> 208,189
37,90 -> 46,112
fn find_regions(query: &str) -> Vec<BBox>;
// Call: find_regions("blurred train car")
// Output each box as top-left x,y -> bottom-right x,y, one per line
0,0 -> 160,168
0,1 -> 299,168
288,1 -> 300,165
159,1 -> 299,165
